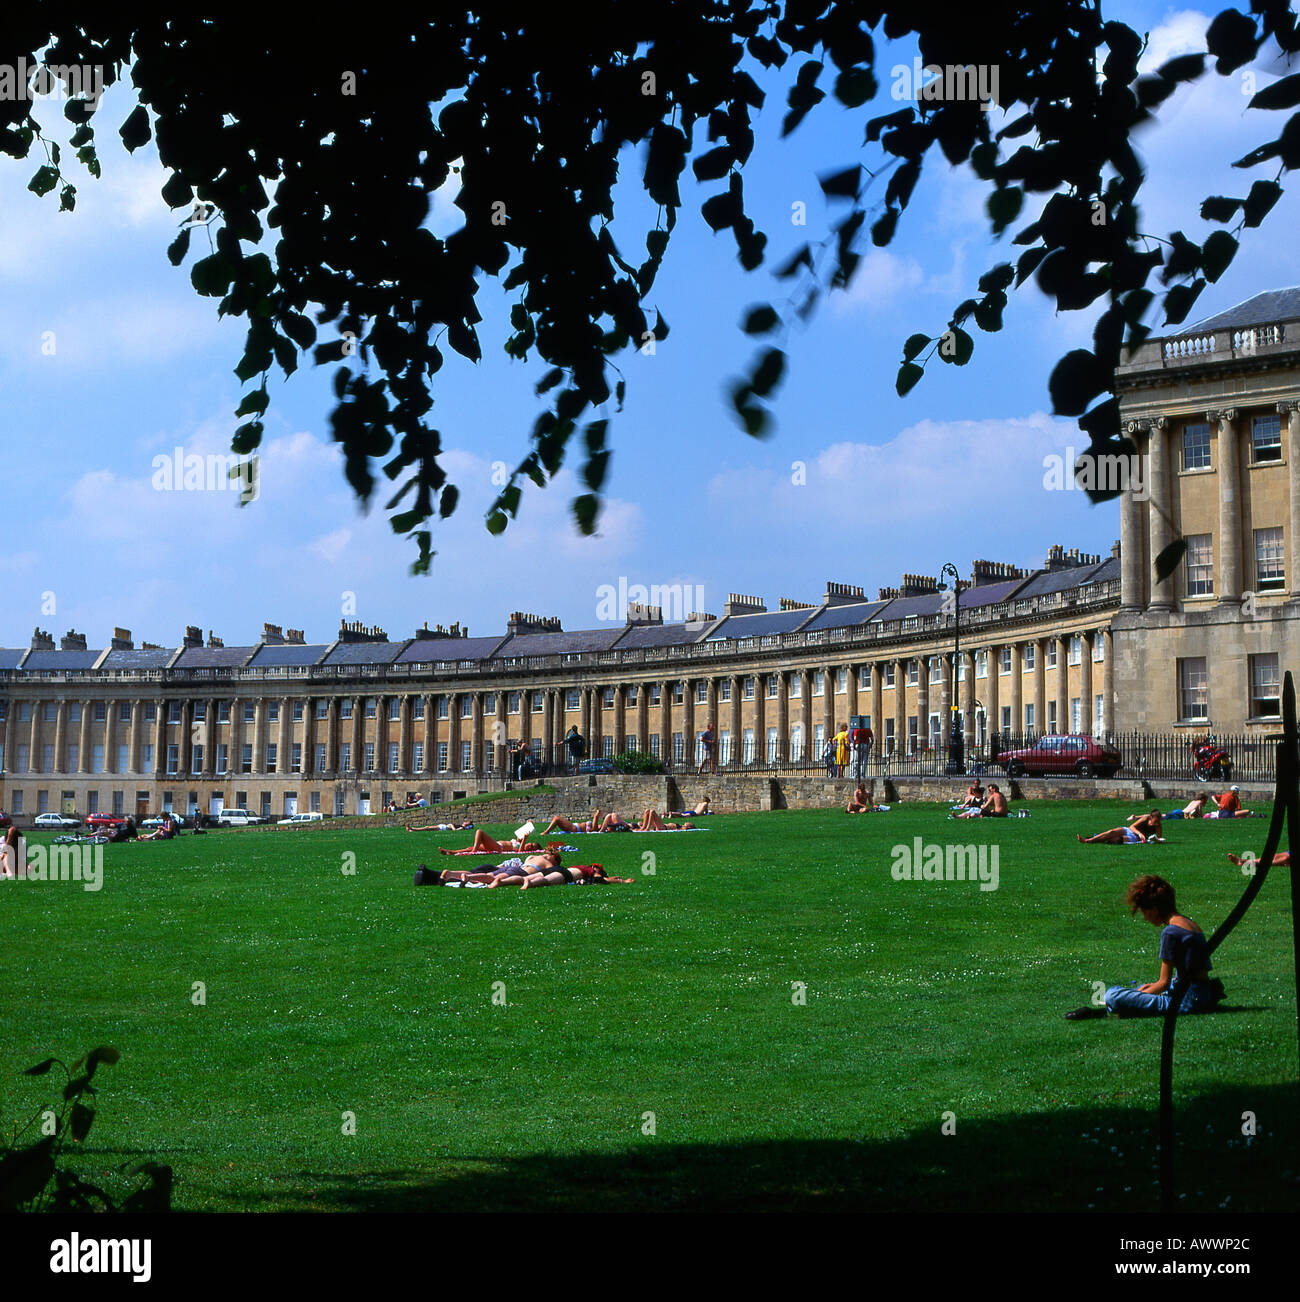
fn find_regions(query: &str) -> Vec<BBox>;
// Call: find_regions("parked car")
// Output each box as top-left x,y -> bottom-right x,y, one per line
34,812 -> 82,829
576,757 -> 617,775
215,809 -> 259,827
85,813 -> 129,830
0,811 -> 11,830
997,734 -> 1122,779
140,814 -> 193,830
276,812 -> 324,826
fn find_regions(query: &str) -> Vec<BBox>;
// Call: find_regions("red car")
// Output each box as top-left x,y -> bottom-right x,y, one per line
85,813 -> 129,830
997,734 -> 1122,779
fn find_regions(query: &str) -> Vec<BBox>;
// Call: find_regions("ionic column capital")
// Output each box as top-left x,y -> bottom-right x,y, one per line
1207,407 -> 1238,424
1277,399 -> 1300,416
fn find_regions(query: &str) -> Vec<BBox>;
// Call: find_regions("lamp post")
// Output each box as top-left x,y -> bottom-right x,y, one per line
941,562 -> 965,775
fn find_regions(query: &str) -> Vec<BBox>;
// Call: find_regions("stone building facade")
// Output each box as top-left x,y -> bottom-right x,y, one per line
0,289 -> 1295,822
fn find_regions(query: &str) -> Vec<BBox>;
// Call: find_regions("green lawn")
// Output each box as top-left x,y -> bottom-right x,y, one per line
2,800 -> 1295,1212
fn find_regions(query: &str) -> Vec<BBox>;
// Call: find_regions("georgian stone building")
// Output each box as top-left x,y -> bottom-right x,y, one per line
0,288 -> 1295,823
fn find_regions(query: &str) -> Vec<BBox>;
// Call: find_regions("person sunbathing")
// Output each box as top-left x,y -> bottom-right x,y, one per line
417,847 -> 563,885
1165,793 -> 1208,819
438,829 -> 541,855
957,781 -> 985,809
512,863 -> 636,889
542,810 -> 629,834
406,819 -> 474,832
637,809 -> 696,830
847,783 -> 872,814
1204,786 -> 1253,818
1125,810 -> 1163,839
1066,873 -> 1224,1018
1227,851 -> 1289,867
1077,816 -> 1162,844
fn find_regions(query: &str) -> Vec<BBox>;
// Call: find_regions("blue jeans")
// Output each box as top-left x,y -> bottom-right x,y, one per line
1104,981 -> 1222,1017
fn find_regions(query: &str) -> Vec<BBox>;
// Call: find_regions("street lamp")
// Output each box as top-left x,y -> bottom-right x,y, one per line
940,562 -> 965,775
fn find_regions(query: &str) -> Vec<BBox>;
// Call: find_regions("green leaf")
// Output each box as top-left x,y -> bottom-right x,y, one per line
162,172 -> 193,209
572,493 -> 600,534
485,510 -> 508,535
1250,72 -> 1300,111
24,1058 -> 58,1076
167,227 -> 191,266
27,165 -> 59,197
902,333 -> 930,363
1200,230 -> 1237,282
1242,180 -> 1282,228
937,327 -> 974,366
742,305 -> 780,335
1155,538 -> 1188,582
70,1103 -> 95,1142
818,165 -> 861,199
896,362 -> 924,396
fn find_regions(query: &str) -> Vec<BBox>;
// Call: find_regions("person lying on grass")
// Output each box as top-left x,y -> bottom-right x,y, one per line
542,811 -> 629,834
1163,793 -> 1208,820
406,819 -> 474,832
438,828 -> 542,855
636,809 -> 696,830
952,784 -> 1008,818
417,847 -> 563,885
503,862 -> 636,889
1066,874 -> 1225,1019
1077,811 -> 1164,844
1227,850 -> 1289,867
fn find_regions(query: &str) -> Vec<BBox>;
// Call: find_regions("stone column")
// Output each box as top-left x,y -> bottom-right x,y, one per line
937,656 -> 952,757
447,693 -> 460,772
613,685 -> 627,757
278,697 -> 291,775
846,663 -> 859,720
201,702 -> 216,777
78,699 -> 92,773
799,669 -> 812,756
325,700 -> 338,774
1211,407 -> 1242,604
103,700 -> 117,775
1055,636 -> 1069,734
28,704 -> 41,773
729,674 -> 742,768
985,647 -> 999,747
1080,634 -> 1094,735
915,658 -> 930,749
681,682 -> 694,768
252,698 -> 266,775
1033,641 -> 1047,735
1008,644 -> 1022,736
422,695 -> 435,774
822,665 -> 835,742
893,659 -> 906,756
471,693 -> 483,775
753,672 -> 767,764
870,663 -> 883,739
53,701 -> 67,773
351,696 -> 364,772
961,652 -> 976,750
637,683 -> 651,754
1102,630 -> 1116,739
1121,421 -> 1145,609
128,702 -> 141,774
153,702 -> 166,779
590,687 -> 603,757
1147,417 -> 1174,610
581,688 -> 593,753
230,699 -> 244,776
1284,401 -> 1300,601
179,700 -> 192,776
659,682 -> 673,765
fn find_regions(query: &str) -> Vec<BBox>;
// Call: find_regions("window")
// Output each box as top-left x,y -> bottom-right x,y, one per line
314,743 -> 326,772
310,791 -> 321,814
1070,698 -> 1082,732
334,789 -> 346,816
17,702 -> 31,722
812,672 -> 824,697
1068,637 -> 1082,666
1094,694 -> 1105,732
116,743 -> 129,772
976,651 -> 988,679
929,657 -> 941,684
906,661 -> 918,685
268,703 -> 279,723
93,702 -> 107,722
316,700 -> 329,719
884,718 -> 895,754
1092,635 -> 1105,663
9,791 -> 20,814
927,714 -> 942,749
717,681 -> 729,703
461,741 -> 474,771
1023,644 -> 1035,671
1178,657 -> 1208,721
436,742 -> 449,772
192,702 -> 205,722
999,647 -> 1012,674
762,727 -> 774,762
461,696 -> 473,719
859,666 -> 871,689
1045,643 -> 1057,668
119,703 -> 131,723
244,702 -> 256,723
437,697 -> 449,719
790,724 -> 804,761
766,675 -> 778,699
1182,422 -> 1211,470
1255,527 -> 1285,591
113,790 -> 124,816
339,742 -> 352,771
1024,703 -> 1035,732
166,744 -> 179,775
388,698 -> 401,720
650,686 -> 661,706
649,734 -> 660,758
743,677 -> 755,701
1000,706 -> 1012,732
291,743 -> 302,773
883,664 -> 895,687
414,697 -> 427,720
673,684 -> 684,704
389,742 -> 400,773
92,744 -> 104,774
907,717 -> 919,754
265,743 -> 277,773
1047,702 -> 1057,733
365,698 -> 377,719
142,743 -> 154,774
508,693 -> 521,714
167,702 -> 181,723
955,656 -> 965,682
602,735 -> 614,758
1184,533 -> 1214,597
693,682 -> 706,704
216,744 -> 228,776
1250,654 -> 1280,717
528,692 -> 542,714
628,685 -> 640,705
364,742 -> 375,771
190,744 -> 203,775
87,790 -> 99,814
218,701 -> 231,723
144,703 -> 156,722
835,668 -> 847,694
293,701 -> 304,722
412,741 -> 424,771
1251,413 -> 1282,463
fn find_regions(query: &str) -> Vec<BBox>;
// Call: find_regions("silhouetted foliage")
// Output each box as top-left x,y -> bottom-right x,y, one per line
5,5 -> 1298,568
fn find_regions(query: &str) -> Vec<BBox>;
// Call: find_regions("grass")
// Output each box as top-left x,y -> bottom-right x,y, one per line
1,799 -> 1295,1212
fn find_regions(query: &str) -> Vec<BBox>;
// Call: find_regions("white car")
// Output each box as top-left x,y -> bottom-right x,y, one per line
215,809 -> 258,827
276,812 -> 324,826
34,812 -> 81,829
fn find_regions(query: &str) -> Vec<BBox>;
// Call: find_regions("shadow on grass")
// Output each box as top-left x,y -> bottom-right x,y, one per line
255,1083 -> 1299,1213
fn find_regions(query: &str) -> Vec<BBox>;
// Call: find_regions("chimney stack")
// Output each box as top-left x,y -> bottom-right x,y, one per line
724,593 -> 766,617
60,629 -> 87,651
110,627 -> 134,651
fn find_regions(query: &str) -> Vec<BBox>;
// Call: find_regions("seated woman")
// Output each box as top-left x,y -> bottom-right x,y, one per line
511,862 -> 636,889
1077,810 -> 1162,844
1069,874 -> 1224,1018
953,785 -> 1008,819
139,815 -> 179,842
637,809 -> 696,831
0,826 -> 25,879
956,781 -> 985,810
438,828 -> 540,856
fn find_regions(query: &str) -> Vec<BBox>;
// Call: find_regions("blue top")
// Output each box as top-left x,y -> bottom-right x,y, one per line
1159,925 -> 1212,982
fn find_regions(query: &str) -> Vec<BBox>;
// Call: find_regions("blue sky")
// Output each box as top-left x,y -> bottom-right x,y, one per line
2,4 -> 1298,649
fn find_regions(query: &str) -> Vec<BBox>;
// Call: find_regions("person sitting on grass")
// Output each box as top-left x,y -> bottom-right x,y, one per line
668,797 -> 712,817
0,826 -> 25,879
1066,874 -> 1225,1019
636,809 -> 696,831
139,815 -> 179,842
438,828 -> 542,856
416,847 -> 563,886
847,782 -> 872,814
1205,786 -> 1253,818
953,784 -> 1008,818
406,818 -> 474,832
1077,810 -> 1163,844
956,780 -> 985,810
511,862 -> 636,889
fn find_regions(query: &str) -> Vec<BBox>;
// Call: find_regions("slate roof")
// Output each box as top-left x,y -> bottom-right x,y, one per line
0,648 -> 26,669
872,592 -> 945,621
1012,562 -> 1108,600
614,622 -> 714,649
955,576 -> 1030,609
396,635 -> 505,664
800,601 -> 891,632
705,608 -> 815,641
172,645 -> 256,669
101,647 -> 175,670
1188,287 -> 1300,333
20,649 -> 103,671
246,643 -> 331,667
321,640 -> 408,666
493,628 -> 625,657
